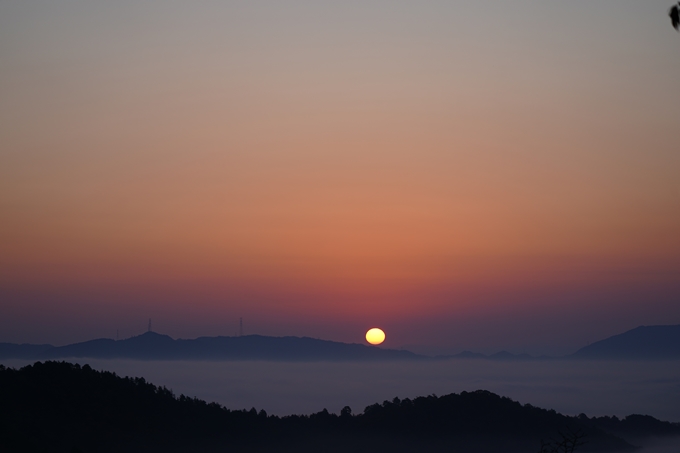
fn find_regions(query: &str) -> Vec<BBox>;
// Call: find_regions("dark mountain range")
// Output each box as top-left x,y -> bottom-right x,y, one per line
5,361 -> 678,453
3,324 -> 679,362
0,342 -> 54,359
435,350 -> 546,361
0,332 -> 423,361
0,338 -> 547,362
571,325 -> 680,360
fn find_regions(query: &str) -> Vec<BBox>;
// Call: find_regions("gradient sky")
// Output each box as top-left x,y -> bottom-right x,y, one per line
1,1 -> 679,355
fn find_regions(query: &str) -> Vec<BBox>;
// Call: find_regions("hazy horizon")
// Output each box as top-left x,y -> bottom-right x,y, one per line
5,324 -> 678,359
4,358 -> 680,425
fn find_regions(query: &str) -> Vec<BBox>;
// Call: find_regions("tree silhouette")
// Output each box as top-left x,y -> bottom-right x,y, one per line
2,362 -> 668,453
538,428 -> 587,453
670,2 -> 680,30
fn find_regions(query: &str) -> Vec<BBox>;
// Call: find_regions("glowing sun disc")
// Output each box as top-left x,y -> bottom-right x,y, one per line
366,328 -> 385,345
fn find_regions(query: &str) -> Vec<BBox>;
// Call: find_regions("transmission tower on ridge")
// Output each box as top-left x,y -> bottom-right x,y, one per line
148,318 -> 152,333
239,317 -> 243,337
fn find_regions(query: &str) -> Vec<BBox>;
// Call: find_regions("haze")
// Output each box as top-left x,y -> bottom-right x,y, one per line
1,1 -> 679,355
3,358 -> 680,425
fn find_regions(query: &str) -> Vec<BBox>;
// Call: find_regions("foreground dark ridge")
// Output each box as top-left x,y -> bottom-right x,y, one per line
2,362 -> 680,453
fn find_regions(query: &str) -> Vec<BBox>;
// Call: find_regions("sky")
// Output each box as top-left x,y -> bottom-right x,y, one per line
1,1 -> 679,355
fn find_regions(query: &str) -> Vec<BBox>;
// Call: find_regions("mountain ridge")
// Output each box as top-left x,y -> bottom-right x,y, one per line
3,324 -> 680,361
3,360 -> 665,453
2,332 -> 425,362
571,324 -> 680,360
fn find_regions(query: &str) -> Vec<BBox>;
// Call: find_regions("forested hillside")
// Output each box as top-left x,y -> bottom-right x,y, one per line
2,361 -> 675,452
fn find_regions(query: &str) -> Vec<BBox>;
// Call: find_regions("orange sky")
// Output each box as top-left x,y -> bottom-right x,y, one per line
1,1 -> 679,353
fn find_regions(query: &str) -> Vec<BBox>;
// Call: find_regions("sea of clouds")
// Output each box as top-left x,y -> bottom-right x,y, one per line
3,357 -> 680,451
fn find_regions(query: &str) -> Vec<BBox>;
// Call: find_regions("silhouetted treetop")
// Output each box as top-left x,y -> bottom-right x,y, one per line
2,361 -> 674,453
671,3 -> 680,30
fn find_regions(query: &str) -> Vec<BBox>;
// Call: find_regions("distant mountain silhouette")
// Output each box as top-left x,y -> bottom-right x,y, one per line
442,350 -> 488,360
2,361 -> 666,453
0,342 -> 53,359
0,332 -> 424,361
4,324 -> 680,362
434,350 -> 550,361
0,337 -> 551,362
571,325 -> 680,360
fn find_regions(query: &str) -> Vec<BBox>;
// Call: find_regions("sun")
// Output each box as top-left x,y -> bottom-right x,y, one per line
365,328 -> 385,345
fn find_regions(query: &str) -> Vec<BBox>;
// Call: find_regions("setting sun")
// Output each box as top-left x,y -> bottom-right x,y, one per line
365,328 -> 385,345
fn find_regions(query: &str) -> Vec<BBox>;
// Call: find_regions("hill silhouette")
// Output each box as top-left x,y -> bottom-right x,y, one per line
435,350 -> 543,361
0,342 -> 53,359
3,324 -> 680,362
3,361 -> 671,453
1,332 -> 423,362
571,325 -> 680,360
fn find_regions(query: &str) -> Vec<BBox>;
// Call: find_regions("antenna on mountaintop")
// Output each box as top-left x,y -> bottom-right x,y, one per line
239,317 -> 243,337
148,318 -> 152,333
